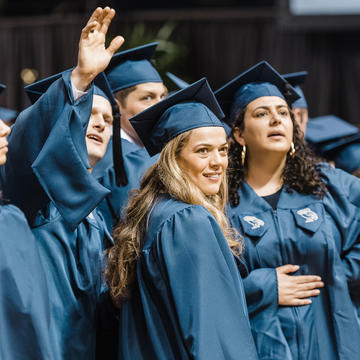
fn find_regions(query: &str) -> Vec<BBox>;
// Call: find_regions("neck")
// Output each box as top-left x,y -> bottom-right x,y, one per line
246,152 -> 286,196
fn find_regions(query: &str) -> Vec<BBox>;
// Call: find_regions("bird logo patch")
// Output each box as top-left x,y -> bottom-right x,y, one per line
243,216 -> 264,230
296,208 -> 318,223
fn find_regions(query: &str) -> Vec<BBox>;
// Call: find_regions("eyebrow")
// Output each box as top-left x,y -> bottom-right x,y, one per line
195,142 -> 228,147
253,104 -> 288,111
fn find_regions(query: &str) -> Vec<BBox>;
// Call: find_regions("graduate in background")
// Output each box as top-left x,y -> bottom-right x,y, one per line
92,43 -> 168,232
283,71 -> 309,136
0,110 -> 51,360
0,7 -> 125,359
216,61 -> 360,360
306,115 -> 360,177
106,79 -> 259,360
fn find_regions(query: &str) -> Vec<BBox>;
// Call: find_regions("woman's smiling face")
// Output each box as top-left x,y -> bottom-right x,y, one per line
177,126 -> 228,196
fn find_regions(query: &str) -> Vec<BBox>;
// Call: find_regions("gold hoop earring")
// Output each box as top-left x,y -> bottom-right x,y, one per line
241,145 -> 246,166
290,142 -> 295,158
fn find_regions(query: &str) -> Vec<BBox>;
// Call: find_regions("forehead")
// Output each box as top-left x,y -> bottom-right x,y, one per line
187,126 -> 227,144
133,82 -> 166,94
92,95 -> 112,114
246,96 -> 288,110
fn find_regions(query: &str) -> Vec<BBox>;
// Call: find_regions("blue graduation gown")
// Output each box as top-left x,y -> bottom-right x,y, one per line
93,138 -> 157,231
227,165 -> 360,360
0,202 -> 52,360
117,195 -> 259,360
0,70 -> 112,360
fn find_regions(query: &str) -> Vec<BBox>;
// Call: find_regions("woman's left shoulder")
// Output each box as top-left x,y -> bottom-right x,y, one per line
319,163 -> 360,207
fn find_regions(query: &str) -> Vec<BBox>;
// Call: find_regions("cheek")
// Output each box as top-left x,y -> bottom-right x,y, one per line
179,156 -> 205,178
222,156 -> 229,170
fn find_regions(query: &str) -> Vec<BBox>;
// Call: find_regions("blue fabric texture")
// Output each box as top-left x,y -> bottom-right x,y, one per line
291,86 -> 308,109
0,69 -> 113,360
230,82 -> 285,119
283,71 -> 308,109
0,204 -> 52,360
117,196 -> 259,359
93,138 -> 158,231
334,141 -> 360,173
228,165 -> 360,360
105,42 -> 162,92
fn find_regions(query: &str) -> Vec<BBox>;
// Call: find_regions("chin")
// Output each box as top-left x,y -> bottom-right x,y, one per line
201,185 -> 221,196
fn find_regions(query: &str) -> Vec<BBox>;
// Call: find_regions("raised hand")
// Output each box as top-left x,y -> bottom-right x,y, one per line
276,264 -> 324,306
71,7 -> 124,91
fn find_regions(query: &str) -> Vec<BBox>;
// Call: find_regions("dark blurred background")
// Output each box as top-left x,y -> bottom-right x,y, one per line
0,0 -> 360,126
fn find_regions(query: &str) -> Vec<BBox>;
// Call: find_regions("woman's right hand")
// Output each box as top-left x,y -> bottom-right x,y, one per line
276,264 -> 324,306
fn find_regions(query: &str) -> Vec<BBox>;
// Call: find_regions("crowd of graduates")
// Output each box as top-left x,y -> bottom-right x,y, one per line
0,7 -> 360,360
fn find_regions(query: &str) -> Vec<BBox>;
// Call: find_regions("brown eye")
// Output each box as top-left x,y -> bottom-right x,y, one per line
279,108 -> 289,116
219,146 -> 228,154
197,148 -> 208,154
255,111 -> 266,118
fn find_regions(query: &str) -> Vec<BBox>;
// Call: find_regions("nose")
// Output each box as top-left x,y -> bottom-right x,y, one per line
91,114 -> 105,132
209,150 -> 223,168
269,111 -> 282,126
0,119 -> 11,137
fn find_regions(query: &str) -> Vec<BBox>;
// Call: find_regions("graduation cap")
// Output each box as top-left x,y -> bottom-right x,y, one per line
105,42 -> 162,93
305,115 -> 359,146
0,84 -> 18,123
283,71 -> 308,109
166,72 -> 189,90
25,71 -> 128,186
215,61 -> 300,122
305,115 -> 360,173
331,136 -> 360,174
130,77 -> 225,156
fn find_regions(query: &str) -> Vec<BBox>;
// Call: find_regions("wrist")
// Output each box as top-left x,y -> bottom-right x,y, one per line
71,66 -> 96,92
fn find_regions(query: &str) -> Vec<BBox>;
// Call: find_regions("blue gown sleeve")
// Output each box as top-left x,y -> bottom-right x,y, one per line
242,268 -> 278,317
156,205 -> 258,359
0,204 -> 52,360
97,147 -> 158,230
322,166 -> 360,288
2,69 -> 110,229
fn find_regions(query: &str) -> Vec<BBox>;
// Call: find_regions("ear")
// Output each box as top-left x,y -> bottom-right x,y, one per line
233,127 -> 246,147
115,98 -> 123,111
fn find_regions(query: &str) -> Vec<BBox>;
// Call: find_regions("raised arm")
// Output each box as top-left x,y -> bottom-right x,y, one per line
1,7 -> 123,228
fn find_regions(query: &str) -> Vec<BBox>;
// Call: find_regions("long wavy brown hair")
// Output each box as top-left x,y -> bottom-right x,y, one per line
228,105 -> 327,207
106,129 -> 242,307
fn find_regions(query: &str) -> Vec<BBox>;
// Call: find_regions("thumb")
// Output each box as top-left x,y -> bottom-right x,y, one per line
107,36 -> 125,56
276,264 -> 299,275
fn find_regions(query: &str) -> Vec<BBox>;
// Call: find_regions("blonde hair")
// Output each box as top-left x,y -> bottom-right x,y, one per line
106,130 -> 242,307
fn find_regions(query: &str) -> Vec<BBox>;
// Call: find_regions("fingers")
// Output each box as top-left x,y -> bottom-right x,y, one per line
276,264 -> 299,274
86,7 -> 102,26
107,36 -> 125,56
294,275 -> 322,284
100,7 -> 116,34
289,298 -> 313,306
81,21 -> 98,39
296,289 -> 321,299
83,7 -> 114,37
298,281 -> 324,291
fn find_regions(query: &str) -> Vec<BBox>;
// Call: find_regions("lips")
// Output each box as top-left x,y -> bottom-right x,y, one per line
86,133 -> 103,144
203,172 -> 222,180
0,142 -> 8,150
268,129 -> 285,137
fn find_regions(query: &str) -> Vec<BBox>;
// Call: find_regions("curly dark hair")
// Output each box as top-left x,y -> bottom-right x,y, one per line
228,105 -> 327,207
